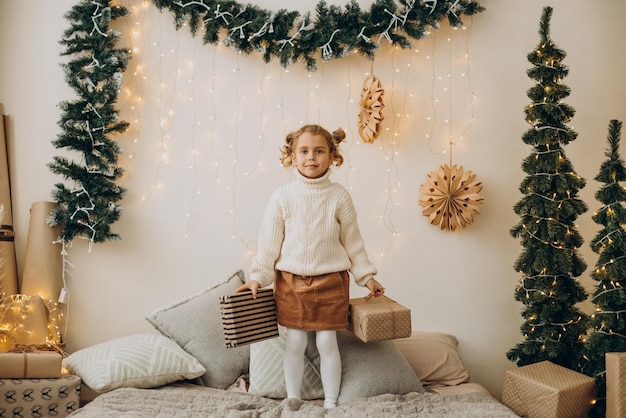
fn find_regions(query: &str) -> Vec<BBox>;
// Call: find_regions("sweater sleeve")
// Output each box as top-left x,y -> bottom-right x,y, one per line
336,188 -> 377,286
249,191 -> 285,288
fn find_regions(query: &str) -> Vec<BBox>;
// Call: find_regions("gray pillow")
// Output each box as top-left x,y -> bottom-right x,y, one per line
146,270 -> 249,389
307,330 -> 424,404
249,326 -> 324,399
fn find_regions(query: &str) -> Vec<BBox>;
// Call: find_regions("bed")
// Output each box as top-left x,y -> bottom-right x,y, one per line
62,270 -> 518,417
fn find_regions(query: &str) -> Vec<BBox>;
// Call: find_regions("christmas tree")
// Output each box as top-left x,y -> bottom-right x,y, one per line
508,6 -> 589,370
48,1 -> 130,246
583,120 -> 626,417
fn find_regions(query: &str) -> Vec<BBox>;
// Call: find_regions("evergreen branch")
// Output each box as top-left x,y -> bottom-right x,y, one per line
538,6 -> 552,44
49,0 -> 129,246
152,0 -> 485,70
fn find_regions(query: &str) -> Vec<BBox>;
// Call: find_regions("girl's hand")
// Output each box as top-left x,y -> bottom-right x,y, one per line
365,278 -> 385,297
236,280 -> 260,298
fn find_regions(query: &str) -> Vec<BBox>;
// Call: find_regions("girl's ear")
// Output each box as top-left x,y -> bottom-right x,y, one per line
291,153 -> 297,165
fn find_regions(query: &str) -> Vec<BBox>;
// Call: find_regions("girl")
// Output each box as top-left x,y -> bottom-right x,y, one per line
237,124 -> 384,409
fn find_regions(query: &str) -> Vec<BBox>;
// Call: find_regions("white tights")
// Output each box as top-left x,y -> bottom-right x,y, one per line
284,328 -> 341,408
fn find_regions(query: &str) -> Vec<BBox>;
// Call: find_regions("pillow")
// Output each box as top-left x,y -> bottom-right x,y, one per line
249,326 -> 324,399
307,330 -> 424,404
62,333 -> 206,393
393,331 -> 470,387
146,269 -> 249,389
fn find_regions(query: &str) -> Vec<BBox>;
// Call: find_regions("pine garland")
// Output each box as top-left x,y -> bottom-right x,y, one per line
48,0 -> 131,246
152,0 -> 485,71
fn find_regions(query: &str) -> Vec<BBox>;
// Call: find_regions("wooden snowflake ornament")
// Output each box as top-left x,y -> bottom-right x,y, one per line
419,164 -> 484,231
358,74 -> 385,143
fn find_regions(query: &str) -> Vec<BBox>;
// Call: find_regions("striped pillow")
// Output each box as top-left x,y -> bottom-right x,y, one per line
62,333 -> 205,393
248,326 -> 324,399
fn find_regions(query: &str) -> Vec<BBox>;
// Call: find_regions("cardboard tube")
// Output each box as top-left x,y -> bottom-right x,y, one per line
20,202 -> 63,302
0,112 -> 18,298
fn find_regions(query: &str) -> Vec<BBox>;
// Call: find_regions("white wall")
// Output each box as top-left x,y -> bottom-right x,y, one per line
1,0 -> 626,399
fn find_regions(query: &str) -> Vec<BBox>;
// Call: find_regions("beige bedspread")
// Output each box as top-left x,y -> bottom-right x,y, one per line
69,384 -> 519,417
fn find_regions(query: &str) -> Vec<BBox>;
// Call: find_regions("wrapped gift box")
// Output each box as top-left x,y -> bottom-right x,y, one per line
0,374 -> 80,418
220,288 -> 279,348
502,361 -> 596,418
606,352 -> 626,418
0,351 -> 62,379
347,295 -> 411,342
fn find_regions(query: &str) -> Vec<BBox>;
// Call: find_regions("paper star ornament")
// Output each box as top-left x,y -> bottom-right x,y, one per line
419,164 -> 484,231
357,74 -> 385,143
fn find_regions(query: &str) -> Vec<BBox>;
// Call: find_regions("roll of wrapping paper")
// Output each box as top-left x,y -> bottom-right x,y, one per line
20,201 -> 63,302
0,112 -> 18,298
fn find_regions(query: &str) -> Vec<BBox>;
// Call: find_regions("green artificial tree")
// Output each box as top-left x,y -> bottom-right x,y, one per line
508,6 -> 589,371
48,0 -> 130,246
583,119 -> 626,417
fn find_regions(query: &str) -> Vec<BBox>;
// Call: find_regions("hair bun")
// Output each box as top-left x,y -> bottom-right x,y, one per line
332,128 -> 346,143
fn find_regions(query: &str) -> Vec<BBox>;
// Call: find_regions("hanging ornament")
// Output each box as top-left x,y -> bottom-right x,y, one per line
419,164 -> 484,231
357,74 -> 385,144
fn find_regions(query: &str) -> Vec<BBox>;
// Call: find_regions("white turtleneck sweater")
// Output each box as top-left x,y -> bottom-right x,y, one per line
250,169 -> 377,288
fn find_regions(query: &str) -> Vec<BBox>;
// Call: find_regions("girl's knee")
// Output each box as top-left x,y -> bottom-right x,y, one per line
316,330 -> 338,355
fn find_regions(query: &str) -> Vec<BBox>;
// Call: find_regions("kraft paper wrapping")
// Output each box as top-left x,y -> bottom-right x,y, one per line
0,112 -> 18,298
347,295 -> 411,342
0,351 -> 62,378
606,352 -> 626,418
20,201 -> 63,302
502,361 -> 596,418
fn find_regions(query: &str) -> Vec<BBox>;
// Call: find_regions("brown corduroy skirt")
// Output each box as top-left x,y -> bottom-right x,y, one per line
274,270 -> 350,330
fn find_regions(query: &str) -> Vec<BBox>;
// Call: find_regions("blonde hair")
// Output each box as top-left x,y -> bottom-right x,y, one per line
279,124 -> 345,168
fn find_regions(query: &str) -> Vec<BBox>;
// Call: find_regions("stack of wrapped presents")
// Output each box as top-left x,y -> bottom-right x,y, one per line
0,350 -> 80,417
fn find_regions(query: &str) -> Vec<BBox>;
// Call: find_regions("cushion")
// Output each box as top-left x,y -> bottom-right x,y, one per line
307,329 -> 424,404
393,331 -> 470,387
146,270 -> 249,389
249,326 -> 324,399
62,333 -> 206,393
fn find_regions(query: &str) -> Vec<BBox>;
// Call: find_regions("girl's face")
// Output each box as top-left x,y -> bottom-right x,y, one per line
291,132 -> 333,178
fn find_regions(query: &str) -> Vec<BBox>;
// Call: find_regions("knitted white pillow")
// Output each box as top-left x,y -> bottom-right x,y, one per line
62,333 -> 205,393
248,326 -> 324,399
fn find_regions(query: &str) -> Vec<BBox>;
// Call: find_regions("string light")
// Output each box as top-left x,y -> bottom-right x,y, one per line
111,3 -> 480,271
0,294 -> 64,352
184,39 -> 200,239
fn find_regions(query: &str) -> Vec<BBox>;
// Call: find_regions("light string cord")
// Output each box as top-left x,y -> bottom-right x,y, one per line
426,31 -> 443,155
59,240 -> 73,344
317,64 -> 325,123
230,52 -> 250,251
208,44 -> 220,182
592,227 -> 625,251
184,34 -> 200,238
306,70 -> 311,123
458,17 -> 475,148
279,68 -> 287,138
448,24 -> 454,166
379,48 -> 401,257
121,0 -> 147,168
343,54 -> 355,189
591,284 -> 626,303
144,11 -> 169,201
248,62 -> 267,177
